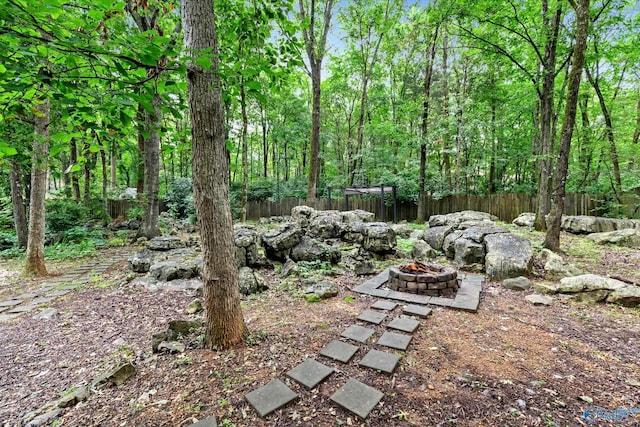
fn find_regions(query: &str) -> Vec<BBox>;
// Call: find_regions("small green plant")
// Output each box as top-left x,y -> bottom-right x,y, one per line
219,419 -> 236,427
305,294 -> 321,303
174,356 -> 193,366
343,296 -> 356,303
245,329 -> 268,346
127,205 -> 144,221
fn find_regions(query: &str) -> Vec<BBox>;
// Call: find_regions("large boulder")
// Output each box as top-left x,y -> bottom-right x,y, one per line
539,249 -> 581,280
586,228 -> 640,247
149,261 -> 196,281
362,222 -> 396,253
340,221 -> 366,244
308,210 -> 343,238
340,209 -> 375,223
129,252 -> 153,273
484,233 -> 534,281
234,226 -> 260,267
560,216 -> 640,234
262,223 -> 303,261
238,267 -> 269,296
558,274 -> 627,293
422,226 -> 454,250
291,237 -> 341,264
512,212 -> 535,227
460,225 -> 508,243
412,240 -> 437,260
606,286 -> 640,306
453,238 -> 485,266
428,211 -> 498,229
147,236 -> 182,251
442,230 -> 464,259
291,205 -> 316,228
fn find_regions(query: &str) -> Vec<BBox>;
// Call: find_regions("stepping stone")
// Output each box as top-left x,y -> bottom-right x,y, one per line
32,308 -> 58,320
450,294 -> 479,312
330,379 -> 384,419
403,304 -> 432,318
31,297 -> 56,305
428,297 -> 453,307
359,349 -> 401,374
0,300 -> 22,308
319,340 -> 359,363
0,306 -> 8,313
0,313 -> 21,322
357,310 -> 387,325
16,292 -> 40,299
45,290 -> 70,298
387,317 -> 420,333
7,304 -> 38,314
190,415 -> 217,426
370,300 -> 397,311
377,331 -> 412,351
246,379 -> 297,417
286,358 -> 334,389
341,325 -> 375,343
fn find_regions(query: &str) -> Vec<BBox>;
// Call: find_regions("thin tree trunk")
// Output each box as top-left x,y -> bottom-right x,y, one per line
136,103 -> 146,194
25,97 -> 50,276
110,143 -> 117,189
442,28 -> 452,191
544,0 -> 589,251
83,140 -> 91,202
578,95 -> 592,188
70,139 -> 80,202
182,0 -> 247,350
10,159 -> 28,248
261,106 -> 268,178
240,81 -> 249,222
100,145 -> 108,207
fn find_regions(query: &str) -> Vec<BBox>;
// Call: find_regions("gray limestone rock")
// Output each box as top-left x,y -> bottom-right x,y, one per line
502,276 -> 532,291
147,236 -> 182,251
362,222 -> 396,253
586,228 -> 640,247
262,223 -> 303,261
422,225 -> 454,251
428,211 -> 498,228
238,267 -> 269,296
354,260 -> 376,276
158,341 -> 186,353
484,233 -> 534,281
291,237 -> 341,264
92,362 -> 136,388
558,274 -> 627,293
291,205 -> 316,228
168,319 -> 203,336
149,261 -> 196,281
391,223 -> 413,239
442,230 -> 464,259
454,238 -> 486,266
412,240 -> 437,260
460,225 -> 508,243
280,258 -> 298,277
606,286 -> 640,306
308,211 -> 342,238
129,252 -> 153,273
186,299 -> 203,314
539,249 -> 581,280
561,216 -> 640,234
512,212 -> 535,227
525,294 -> 553,306
24,408 -> 63,427
305,281 -> 338,299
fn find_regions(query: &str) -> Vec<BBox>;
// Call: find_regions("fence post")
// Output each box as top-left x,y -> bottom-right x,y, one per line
380,184 -> 385,222
328,186 -> 332,210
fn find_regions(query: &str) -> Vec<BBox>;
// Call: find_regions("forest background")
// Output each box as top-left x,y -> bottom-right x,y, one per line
1,0 -> 640,265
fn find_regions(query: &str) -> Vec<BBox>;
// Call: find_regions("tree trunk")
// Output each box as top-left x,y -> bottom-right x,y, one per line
261,106 -> 268,178
417,26 -> 440,222
25,97 -> 50,276
83,140 -> 92,202
110,142 -> 117,189
136,103 -> 146,194
69,139 -> 80,202
141,94 -> 161,238
240,81 -> 249,222
633,93 -> 640,145
544,0 -> 589,252
182,0 -> 247,350
307,67 -> 321,201
442,28 -> 452,191
578,94 -> 592,188
534,4 -> 562,231
100,144 -> 108,207
10,159 -> 28,248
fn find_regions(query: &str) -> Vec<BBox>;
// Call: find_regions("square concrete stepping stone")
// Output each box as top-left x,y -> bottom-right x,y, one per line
387,317 -> 420,333
286,358 -> 334,389
428,297 -> 453,307
319,340 -> 359,363
190,415 -> 217,426
330,379 -> 384,419
31,297 -> 56,305
341,325 -> 375,343
370,300 -> 397,311
377,331 -> 412,351
245,379 -> 298,418
16,292 -> 40,299
0,300 -> 22,308
359,349 -> 401,374
357,310 -> 387,325
450,294 -> 479,312
45,290 -> 70,297
403,304 -> 432,318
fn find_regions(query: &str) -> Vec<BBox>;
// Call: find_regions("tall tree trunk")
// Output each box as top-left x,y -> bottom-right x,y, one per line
586,67 -> 622,195
417,25 -> 440,222
110,143 -> 117,189
633,93 -> 640,145
10,159 -> 28,248
534,4 -> 562,231
307,66 -> 322,200
455,62 -> 468,193
25,97 -> 50,276
136,103 -> 146,194
578,94 -> 592,188
60,151 -> 69,191
83,141 -> 91,202
544,0 -> 589,251
100,146 -> 108,207
261,105 -> 268,178
442,27 -> 452,191
240,81 -> 249,222
182,0 -> 247,350
70,139 -> 80,202
141,94 -> 161,238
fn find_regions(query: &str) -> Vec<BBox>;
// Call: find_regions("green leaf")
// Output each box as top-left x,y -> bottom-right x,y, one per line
195,56 -> 212,69
245,80 -> 262,91
51,132 -> 72,143
0,144 -> 18,156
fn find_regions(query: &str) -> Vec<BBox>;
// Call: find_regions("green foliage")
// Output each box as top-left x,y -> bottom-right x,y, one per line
0,197 -> 14,230
126,205 -> 144,221
45,200 -> 90,233
44,240 -> 97,260
166,177 -> 195,220
0,230 -> 17,250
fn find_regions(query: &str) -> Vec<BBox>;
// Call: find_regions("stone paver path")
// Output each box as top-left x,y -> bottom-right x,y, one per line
244,271 -> 485,420
0,249 -> 130,322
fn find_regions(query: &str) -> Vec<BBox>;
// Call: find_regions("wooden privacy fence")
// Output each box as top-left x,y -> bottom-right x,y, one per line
246,193 -> 614,223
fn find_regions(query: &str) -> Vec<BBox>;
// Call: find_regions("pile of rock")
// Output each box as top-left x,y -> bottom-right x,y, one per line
534,274 -> 640,306
421,211 -> 534,281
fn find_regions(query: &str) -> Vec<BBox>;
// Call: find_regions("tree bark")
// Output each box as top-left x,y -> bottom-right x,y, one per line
10,158 -> 28,248
141,94 -> 161,238
240,80 -> 249,222
534,3 -> 562,231
25,97 -> 49,276
544,0 -> 590,251
182,0 -> 246,349
136,103 -> 146,194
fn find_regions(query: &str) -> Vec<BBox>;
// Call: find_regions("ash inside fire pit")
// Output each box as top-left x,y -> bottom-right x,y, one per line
387,260 -> 458,297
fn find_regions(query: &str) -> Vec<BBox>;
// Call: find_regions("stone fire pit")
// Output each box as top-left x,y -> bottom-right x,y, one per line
387,261 -> 458,297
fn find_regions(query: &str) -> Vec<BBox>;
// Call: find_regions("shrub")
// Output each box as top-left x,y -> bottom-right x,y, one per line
0,197 -> 15,230
166,177 -> 195,220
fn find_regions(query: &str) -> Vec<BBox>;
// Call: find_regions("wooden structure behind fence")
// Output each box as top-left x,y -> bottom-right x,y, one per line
245,193 -> 612,223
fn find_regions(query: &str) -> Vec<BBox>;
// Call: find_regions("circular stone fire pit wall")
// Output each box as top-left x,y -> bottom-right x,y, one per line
387,264 -> 458,297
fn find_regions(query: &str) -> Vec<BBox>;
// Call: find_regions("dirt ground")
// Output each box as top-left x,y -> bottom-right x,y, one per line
1,230 -> 639,427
